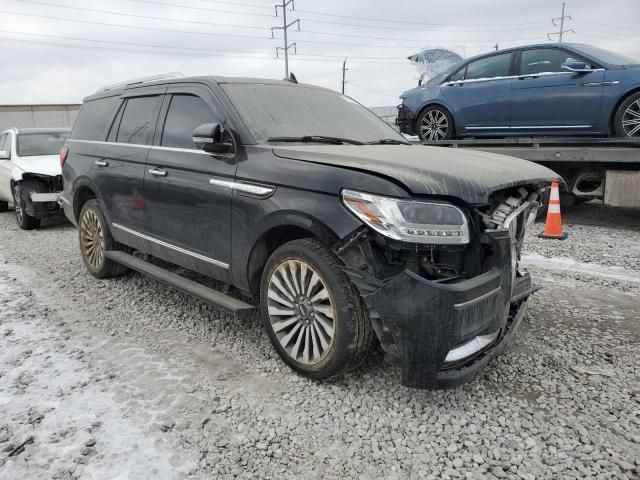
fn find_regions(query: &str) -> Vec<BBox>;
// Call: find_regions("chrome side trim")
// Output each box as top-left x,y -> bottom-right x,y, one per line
466,125 -> 592,130
442,69 -> 605,87
111,223 -> 229,269
67,139 -> 211,155
444,330 -> 500,363
453,286 -> 502,310
209,178 -> 275,196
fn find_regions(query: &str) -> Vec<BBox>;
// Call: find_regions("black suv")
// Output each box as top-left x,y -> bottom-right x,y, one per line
60,75 -> 557,389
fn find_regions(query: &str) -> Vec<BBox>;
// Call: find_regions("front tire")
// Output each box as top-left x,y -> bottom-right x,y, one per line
260,238 -> 373,381
78,199 -> 128,278
13,184 -> 41,230
614,92 -> 640,138
417,106 -> 454,142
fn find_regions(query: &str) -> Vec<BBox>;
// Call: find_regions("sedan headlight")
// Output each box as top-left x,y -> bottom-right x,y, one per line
341,189 -> 469,245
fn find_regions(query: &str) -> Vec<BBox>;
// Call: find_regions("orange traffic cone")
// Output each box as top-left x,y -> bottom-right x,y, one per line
538,181 -> 568,240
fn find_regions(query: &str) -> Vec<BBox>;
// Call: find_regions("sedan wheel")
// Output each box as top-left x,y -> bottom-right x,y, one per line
622,99 -> 640,138
418,107 -> 453,142
267,259 -> 335,365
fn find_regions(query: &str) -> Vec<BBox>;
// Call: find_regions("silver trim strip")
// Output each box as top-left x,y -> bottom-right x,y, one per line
442,69 -> 605,87
67,139 -> 211,155
466,125 -> 592,130
209,178 -> 275,196
444,330 -> 500,363
112,223 -> 229,269
453,286 -> 502,310
30,193 -> 60,203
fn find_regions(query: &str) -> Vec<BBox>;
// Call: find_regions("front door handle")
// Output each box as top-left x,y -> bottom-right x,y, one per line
149,168 -> 167,177
94,160 -> 108,167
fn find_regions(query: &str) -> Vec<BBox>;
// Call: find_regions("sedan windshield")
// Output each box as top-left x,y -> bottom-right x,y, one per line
575,45 -> 639,65
17,132 -> 69,157
221,83 -> 406,144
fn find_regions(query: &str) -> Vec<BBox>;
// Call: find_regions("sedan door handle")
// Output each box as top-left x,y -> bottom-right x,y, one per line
94,160 -> 108,167
149,168 -> 167,177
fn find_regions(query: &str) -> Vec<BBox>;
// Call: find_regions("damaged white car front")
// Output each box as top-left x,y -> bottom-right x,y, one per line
0,128 -> 70,229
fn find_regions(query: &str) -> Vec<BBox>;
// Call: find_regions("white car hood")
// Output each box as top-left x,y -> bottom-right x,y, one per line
13,154 -> 61,177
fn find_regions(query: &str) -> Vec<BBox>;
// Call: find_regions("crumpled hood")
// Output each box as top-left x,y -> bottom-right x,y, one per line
13,154 -> 61,177
273,144 -> 559,204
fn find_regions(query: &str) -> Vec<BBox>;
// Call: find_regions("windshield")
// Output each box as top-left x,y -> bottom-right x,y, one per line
221,83 -> 405,144
17,132 -> 69,157
575,45 -> 639,65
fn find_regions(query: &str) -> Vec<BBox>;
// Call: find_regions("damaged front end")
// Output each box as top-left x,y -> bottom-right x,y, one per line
17,173 -> 63,218
336,186 -> 541,389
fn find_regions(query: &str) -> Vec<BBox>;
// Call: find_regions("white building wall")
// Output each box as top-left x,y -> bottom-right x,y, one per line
0,105 -> 80,131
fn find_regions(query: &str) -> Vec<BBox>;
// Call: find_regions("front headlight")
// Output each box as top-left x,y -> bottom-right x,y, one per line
341,189 -> 469,245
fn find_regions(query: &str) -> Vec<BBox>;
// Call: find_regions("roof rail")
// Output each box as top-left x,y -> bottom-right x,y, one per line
97,72 -> 185,93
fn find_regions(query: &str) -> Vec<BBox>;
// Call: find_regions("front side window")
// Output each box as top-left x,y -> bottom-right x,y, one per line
221,83 -> 406,144
464,53 -> 512,81
17,132 -> 69,157
448,66 -> 466,82
161,95 -> 220,149
520,48 -> 592,75
116,96 -> 160,145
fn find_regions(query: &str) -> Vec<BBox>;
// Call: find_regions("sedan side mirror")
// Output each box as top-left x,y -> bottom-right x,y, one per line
192,123 -> 233,154
0,150 -> 9,160
561,61 -> 593,73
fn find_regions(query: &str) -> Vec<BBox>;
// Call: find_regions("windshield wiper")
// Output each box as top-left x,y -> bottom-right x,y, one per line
366,138 -> 410,145
267,135 -> 365,145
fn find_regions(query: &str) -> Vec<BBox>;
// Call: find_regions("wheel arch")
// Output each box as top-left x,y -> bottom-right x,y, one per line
609,86 -> 640,134
72,183 -> 98,222
245,217 -> 340,297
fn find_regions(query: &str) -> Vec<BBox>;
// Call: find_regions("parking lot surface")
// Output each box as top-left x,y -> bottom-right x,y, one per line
0,204 -> 638,480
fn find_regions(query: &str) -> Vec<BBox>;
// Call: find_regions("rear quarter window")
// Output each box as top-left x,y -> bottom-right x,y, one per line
71,96 -> 120,141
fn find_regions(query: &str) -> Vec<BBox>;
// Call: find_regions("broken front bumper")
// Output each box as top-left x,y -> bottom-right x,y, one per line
344,230 -> 537,389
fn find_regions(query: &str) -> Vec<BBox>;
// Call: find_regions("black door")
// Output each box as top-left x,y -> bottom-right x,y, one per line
92,87 -> 165,234
143,85 -> 237,280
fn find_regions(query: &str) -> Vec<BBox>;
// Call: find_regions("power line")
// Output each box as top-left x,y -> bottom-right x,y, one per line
348,83 -> 399,98
0,32 -> 411,63
132,0 -> 272,10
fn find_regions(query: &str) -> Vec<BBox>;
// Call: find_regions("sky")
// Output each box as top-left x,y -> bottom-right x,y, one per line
0,0 -> 638,107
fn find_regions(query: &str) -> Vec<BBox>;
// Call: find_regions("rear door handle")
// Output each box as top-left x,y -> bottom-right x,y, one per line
94,160 -> 108,167
149,168 -> 167,177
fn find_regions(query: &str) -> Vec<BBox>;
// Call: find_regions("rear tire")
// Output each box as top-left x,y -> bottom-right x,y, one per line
614,92 -> 640,138
13,183 -> 41,230
78,199 -> 129,278
417,106 -> 454,142
260,238 -> 373,381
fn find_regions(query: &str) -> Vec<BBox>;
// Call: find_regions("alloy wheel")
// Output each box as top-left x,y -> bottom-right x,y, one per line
80,210 -> 105,270
13,189 -> 23,224
420,110 -> 449,141
622,100 -> 640,137
267,259 -> 335,365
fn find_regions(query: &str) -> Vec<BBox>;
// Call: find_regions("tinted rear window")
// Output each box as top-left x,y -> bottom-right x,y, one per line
116,96 -> 160,145
71,96 -> 119,141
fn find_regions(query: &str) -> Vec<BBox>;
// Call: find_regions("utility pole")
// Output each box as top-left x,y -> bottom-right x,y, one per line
272,0 -> 300,79
341,58 -> 348,94
547,2 -> 574,43
494,43 -> 499,52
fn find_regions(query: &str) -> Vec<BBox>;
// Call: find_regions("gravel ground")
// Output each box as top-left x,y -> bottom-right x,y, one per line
0,203 -> 639,479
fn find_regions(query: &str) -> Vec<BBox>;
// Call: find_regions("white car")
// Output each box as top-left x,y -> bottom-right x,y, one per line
0,127 -> 70,229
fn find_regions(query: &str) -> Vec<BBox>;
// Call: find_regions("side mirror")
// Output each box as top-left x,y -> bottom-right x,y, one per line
0,150 -> 9,160
561,61 -> 592,73
192,123 -> 233,154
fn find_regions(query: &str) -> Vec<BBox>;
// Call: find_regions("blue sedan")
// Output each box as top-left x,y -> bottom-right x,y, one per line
397,43 -> 640,141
